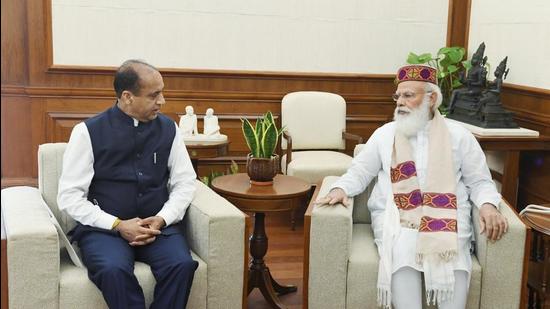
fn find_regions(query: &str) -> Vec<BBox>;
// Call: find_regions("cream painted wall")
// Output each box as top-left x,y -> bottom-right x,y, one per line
469,0 -> 550,89
51,0 -> 448,74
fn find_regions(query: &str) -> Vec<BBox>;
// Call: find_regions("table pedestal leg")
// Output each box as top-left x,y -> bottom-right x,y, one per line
247,212 -> 296,308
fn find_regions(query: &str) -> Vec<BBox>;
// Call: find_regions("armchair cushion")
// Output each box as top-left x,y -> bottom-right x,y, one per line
281,91 -> 346,150
39,143 -> 76,235
281,151 -> 353,185
58,252 -> 207,309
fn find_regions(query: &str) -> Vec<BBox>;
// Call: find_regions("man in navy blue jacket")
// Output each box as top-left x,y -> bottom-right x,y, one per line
58,60 -> 198,308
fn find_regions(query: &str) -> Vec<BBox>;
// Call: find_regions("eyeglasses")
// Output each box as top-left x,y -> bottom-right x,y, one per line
392,91 -> 432,102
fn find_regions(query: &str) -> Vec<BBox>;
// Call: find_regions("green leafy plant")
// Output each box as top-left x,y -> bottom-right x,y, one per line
241,111 -> 284,158
407,46 -> 470,112
200,160 -> 239,187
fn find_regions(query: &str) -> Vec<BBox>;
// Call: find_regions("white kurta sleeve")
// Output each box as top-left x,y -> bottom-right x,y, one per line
330,128 -> 383,197
459,131 -> 501,209
57,123 -> 118,230
156,123 -> 197,226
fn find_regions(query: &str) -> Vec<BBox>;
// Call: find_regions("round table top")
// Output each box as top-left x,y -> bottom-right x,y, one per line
184,140 -> 229,148
211,173 -> 311,200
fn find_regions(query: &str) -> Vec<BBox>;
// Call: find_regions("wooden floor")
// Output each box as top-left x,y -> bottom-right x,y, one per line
246,212 -> 305,309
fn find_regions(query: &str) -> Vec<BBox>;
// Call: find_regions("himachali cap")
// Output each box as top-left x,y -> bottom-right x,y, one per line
396,65 -> 437,85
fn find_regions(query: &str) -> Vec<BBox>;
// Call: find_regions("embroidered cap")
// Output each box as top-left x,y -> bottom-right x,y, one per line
396,65 -> 437,85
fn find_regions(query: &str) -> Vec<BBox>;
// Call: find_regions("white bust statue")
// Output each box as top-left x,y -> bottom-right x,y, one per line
203,108 -> 221,136
179,105 -> 198,137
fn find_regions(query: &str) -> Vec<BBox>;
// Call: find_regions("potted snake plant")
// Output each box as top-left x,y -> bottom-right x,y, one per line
241,111 -> 283,185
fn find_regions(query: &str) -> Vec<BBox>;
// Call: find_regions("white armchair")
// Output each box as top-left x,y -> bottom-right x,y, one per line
304,145 -> 528,309
281,91 -> 363,185
2,143 -> 247,309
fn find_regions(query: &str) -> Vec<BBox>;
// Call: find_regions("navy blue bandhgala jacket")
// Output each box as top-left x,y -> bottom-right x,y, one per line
71,103 -> 181,241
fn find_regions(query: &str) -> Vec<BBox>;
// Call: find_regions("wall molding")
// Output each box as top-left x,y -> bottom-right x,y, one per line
17,86 -> 395,103
47,65 -> 397,82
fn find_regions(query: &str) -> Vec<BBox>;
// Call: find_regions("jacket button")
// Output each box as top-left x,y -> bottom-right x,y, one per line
138,193 -> 143,197
136,153 -> 142,159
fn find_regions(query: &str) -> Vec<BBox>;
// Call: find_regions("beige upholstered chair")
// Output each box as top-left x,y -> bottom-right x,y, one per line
281,91 -> 363,185
2,143 -> 246,309
304,146 -> 528,309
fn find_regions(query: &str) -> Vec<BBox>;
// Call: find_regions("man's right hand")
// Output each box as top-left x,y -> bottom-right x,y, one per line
314,188 -> 350,207
115,218 -> 161,246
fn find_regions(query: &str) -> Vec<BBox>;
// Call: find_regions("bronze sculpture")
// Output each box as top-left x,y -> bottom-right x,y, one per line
447,43 -> 518,128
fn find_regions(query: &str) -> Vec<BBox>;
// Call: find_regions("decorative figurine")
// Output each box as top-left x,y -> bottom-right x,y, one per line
447,43 -> 518,128
179,105 -> 198,137
179,106 -> 228,142
203,108 -> 221,136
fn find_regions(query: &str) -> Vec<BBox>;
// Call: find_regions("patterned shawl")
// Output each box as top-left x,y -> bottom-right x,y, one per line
377,110 -> 458,308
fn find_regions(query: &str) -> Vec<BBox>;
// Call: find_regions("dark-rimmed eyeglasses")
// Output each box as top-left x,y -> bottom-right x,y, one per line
392,91 -> 432,102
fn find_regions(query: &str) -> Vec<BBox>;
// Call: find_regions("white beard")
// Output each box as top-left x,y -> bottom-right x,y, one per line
394,97 -> 431,137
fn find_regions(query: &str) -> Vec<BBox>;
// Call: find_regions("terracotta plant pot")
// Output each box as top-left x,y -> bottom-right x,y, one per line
246,154 -> 279,185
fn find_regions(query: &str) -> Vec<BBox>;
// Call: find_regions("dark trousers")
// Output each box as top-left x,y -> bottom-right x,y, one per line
79,231 -> 198,309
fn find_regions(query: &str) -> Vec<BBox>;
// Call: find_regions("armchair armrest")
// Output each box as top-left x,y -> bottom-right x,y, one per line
342,131 -> 364,145
282,130 -> 292,173
305,176 -> 353,309
472,199 -> 528,309
2,186 -> 59,309
183,180 -> 246,309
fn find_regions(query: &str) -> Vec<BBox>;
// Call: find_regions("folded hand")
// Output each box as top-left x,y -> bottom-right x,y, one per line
115,217 -> 162,246
314,188 -> 350,207
479,203 -> 508,242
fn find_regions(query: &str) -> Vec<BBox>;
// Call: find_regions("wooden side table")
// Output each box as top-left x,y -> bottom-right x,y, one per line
184,140 -> 229,174
522,206 -> 550,309
475,135 -> 550,209
211,173 -> 311,309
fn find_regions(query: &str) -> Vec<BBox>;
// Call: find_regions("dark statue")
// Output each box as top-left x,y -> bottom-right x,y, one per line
447,43 -> 518,128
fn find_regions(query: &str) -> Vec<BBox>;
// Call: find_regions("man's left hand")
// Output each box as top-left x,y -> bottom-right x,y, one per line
129,216 -> 166,246
140,216 -> 166,231
479,203 -> 508,242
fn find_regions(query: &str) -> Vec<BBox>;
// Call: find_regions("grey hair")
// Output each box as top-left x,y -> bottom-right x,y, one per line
425,82 -> 443,112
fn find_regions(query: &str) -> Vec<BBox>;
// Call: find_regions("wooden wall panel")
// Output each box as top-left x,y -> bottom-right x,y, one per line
1,95 -> 33,178
1,0 -> 29,85
446,0 -> 472,49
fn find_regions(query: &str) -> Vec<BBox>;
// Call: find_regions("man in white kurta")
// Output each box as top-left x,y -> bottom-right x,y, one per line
317,65 -> 508,309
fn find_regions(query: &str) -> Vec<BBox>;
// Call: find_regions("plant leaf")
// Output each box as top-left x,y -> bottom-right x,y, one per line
255,117 -> 263,137
230,160 -> 239,174
417,53 -> 433,63
242,118 -> 260,157
447,49 -> 464,63
452,79 -> 463,88
447,64 -> 458,73
438,47 -> 452,54
200,176 -> 210,186
462,60 -> 472,70
261,123 -> 277,158
265,111 -> 277,135
407,52 -> 421,64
